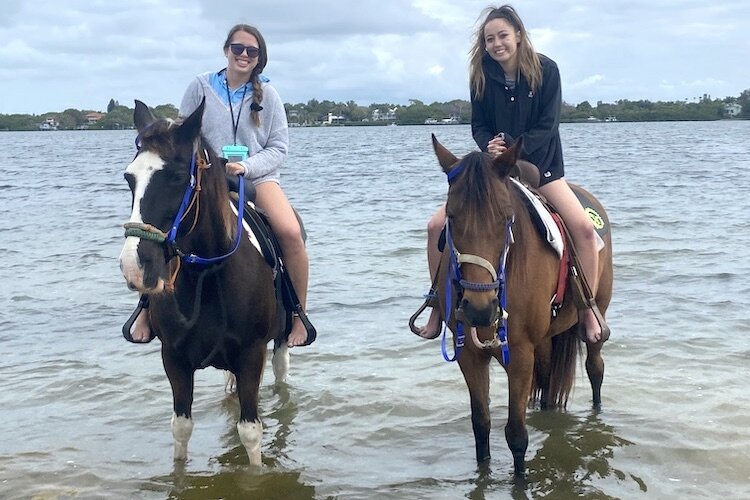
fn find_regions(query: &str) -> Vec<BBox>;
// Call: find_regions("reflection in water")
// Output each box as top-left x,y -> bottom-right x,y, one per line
164,469 -> 315,500
522,410 -> 644,498
460,410 -> 644,500
154,382 -> 315,499
266,383 -> 298,465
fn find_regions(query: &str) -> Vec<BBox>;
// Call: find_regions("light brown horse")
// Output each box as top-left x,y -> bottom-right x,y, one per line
430,135 -> 612,478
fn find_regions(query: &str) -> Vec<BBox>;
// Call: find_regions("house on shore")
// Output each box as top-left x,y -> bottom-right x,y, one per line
86,112 -> 106,125
324,112 -> 345,125
724,103 -> 742,117
372,107 -> 398,122
38,117 -> 58,130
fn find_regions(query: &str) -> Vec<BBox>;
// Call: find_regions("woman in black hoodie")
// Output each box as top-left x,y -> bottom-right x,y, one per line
415,5 -> 608,345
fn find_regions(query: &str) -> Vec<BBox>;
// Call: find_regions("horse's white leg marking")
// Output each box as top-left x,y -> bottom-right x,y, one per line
171,413 -> 194,461
272,344 -> 289,383
237,419 -> 263,467
119,151 -> 166,290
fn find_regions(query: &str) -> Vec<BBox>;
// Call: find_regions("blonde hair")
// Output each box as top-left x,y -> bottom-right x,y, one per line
469,5 -> 542,99
224,24 -> 267,127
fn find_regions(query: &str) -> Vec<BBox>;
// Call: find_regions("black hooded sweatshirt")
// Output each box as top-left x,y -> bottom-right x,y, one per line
471,52 -> 564,179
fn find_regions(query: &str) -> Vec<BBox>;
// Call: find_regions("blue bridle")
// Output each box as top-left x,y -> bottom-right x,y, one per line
125,135 -> 245,266
167,150 -> 245,265
441,161 -> 514,365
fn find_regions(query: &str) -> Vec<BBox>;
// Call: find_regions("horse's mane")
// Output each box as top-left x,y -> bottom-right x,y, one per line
196,135 -> 236,244
452,152 -> 514,229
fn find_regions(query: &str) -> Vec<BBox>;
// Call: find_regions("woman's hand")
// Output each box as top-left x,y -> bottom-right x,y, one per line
226,162 -> 247,176
487,132 -> 508,156
487,133 -> 506,157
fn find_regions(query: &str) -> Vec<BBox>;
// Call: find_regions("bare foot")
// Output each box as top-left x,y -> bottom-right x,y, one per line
415,308 -> 442,339
287,317 -> 308,347
130,310 -> 153,342
582,309 -> 602,344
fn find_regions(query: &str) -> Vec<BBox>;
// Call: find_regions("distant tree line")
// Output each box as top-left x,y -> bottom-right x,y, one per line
283,98 -> 470,126
1,90 -> 747,131
561,92 -> 749,122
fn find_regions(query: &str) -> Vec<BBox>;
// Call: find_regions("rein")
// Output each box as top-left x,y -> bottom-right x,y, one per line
441,160 -> 514,365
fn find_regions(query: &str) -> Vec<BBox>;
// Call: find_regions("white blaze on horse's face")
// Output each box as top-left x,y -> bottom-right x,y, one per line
118,151 -> 167,293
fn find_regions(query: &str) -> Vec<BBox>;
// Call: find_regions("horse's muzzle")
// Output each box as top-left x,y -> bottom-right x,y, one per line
119,238 -> 166,294
459,297 -> 500,327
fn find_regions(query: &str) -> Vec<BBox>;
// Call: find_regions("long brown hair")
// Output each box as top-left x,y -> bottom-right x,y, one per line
469,5 -> 542,99
224,24 -> 267,127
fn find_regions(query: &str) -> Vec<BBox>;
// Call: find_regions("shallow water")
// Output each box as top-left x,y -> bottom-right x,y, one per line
1,120 -> 749,499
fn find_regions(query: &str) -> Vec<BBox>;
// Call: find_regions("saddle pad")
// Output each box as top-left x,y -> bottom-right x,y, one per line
510,177 -> 564,258
573,189 -> 609,239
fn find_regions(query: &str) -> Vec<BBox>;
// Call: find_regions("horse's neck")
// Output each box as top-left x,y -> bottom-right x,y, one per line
186,169 -> 234,254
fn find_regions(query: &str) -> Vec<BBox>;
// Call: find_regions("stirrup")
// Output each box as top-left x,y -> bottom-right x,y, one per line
580,298 -> 610,344
408,288 -> 440,338
122,296 -> 155,344
290,308 -> 317,347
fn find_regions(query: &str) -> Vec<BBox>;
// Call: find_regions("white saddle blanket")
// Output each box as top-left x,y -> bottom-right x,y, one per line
510,178 -> 564,258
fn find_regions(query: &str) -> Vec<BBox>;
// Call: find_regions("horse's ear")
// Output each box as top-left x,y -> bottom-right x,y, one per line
133,100 -> 156,133
176,97 -> 206,144
493,137 -> 524,178
432,134 -> 459,172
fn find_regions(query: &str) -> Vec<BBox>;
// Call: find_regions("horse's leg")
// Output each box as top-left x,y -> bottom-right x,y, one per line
505,342 -> 535,478
272,340 -> 290,384
235,343 -> 267,467
585,341 -> 605,409
533,340 -> 552,410
588,258 -> 611,409
458,349 -> 492,462
162,350 -> 195,461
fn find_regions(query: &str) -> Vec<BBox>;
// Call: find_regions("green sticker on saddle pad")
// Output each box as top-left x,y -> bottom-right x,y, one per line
574,190 -> 609,237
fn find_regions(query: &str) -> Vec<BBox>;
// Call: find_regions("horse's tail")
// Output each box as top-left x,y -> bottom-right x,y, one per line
535,328 -> 580,408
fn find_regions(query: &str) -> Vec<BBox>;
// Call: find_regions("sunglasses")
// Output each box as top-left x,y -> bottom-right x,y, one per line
229,43 -> 260,58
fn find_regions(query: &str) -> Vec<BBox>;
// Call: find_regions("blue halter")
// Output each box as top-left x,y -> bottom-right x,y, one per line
440,161 -> 514,365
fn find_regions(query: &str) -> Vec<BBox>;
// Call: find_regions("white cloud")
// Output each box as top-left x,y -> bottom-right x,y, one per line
428,65 -> 444,76
571,75 -> 604,88
683,78 -> 726,87
0,0 -> 749,114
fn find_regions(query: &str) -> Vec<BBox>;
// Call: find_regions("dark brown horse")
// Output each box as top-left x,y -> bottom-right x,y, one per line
430,135 -> 612,478
118,100 -> 288,466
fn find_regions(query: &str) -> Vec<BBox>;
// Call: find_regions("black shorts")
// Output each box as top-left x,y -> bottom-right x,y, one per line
538,162 -> 564,186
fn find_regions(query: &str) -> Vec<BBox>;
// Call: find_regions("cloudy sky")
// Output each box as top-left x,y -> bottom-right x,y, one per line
2,0 -> 748,115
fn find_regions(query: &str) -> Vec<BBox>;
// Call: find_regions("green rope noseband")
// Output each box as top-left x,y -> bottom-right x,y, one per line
123,222 -> 168,243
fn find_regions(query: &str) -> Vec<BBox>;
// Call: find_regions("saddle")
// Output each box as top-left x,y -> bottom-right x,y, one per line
510,166 -> 610,342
